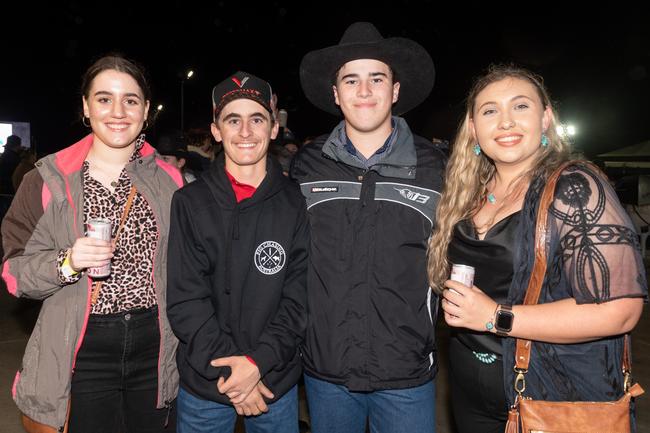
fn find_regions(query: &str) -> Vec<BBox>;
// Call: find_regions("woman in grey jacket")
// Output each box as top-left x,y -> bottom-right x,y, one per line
1,55 -> 182,432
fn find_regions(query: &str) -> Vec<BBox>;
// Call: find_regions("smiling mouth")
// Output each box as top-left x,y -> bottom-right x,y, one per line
106,123 -> 130,132
236,143 -> 257,148
495,135 -> 523,145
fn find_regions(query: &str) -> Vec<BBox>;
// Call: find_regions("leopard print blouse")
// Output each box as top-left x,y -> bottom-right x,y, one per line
80,145 -> 159,314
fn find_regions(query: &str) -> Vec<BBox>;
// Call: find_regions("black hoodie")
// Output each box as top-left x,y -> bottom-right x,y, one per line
167,155 -> 308,404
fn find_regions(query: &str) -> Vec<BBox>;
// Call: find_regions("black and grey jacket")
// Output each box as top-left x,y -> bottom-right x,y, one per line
290,117 -> 447,391
166,155 -> 309,404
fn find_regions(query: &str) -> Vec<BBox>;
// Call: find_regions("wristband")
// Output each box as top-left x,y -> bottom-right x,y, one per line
61,249 -> 79,278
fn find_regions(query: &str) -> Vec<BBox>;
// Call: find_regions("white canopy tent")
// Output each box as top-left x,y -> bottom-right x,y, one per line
598,140 -> 650,257
597,140 -> 650,171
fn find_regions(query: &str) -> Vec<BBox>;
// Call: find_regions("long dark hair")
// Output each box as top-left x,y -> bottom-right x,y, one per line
81,54 -> 151,102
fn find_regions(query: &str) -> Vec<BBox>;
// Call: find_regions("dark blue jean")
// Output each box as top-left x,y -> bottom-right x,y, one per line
304,374 -> 436,433
68,306 -> 175,433
177,385 -> 298,433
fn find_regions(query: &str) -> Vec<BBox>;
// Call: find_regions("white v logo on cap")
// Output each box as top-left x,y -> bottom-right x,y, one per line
231,76 -> 250,88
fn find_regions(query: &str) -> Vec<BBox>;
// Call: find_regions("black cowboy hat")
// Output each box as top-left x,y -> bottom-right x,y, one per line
300,22 -> 435,116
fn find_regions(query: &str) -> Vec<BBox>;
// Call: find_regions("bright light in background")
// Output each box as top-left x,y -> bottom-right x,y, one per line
566,125 -> 576,136
556,123 -> 577,138
0,121 -> 31,151
181,69 -> 195,133
0,123 -> 13,153
152,104 -> 165,123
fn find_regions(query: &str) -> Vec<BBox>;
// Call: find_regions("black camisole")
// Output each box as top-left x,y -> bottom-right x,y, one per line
447,211 -> 520,356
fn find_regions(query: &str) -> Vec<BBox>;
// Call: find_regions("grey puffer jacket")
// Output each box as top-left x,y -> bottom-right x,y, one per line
1,134 -> 182,430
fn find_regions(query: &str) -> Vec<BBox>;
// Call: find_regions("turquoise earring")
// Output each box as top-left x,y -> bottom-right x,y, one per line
473,143 -> 481,156
541,133 -> 549,147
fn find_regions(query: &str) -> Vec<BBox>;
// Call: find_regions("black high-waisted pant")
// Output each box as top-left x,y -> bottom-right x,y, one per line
68,306 -> 175,433
448,336 -> 508,433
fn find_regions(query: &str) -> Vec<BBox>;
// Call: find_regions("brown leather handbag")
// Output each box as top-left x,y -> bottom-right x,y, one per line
504,162 -> 645,433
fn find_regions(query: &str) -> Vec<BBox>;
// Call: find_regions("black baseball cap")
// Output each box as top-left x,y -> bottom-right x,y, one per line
212,71 -> 273,119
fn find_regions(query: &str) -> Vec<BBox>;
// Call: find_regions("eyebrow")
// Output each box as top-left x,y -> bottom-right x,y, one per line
339,71 -> 389,81
221,111 -> 268,122
93,90 -> 142,99
476,94 -> 534,111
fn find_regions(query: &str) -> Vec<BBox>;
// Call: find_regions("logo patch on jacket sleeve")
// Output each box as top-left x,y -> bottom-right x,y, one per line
254,241 -> 286,275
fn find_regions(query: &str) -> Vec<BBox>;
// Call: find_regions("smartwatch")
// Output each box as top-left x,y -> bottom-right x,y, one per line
494,304 -> 514,336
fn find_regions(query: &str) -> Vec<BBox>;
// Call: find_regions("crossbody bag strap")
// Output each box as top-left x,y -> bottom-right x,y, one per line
115,185 -> 137,239
90,185 -> 137,305
514,161 -> 573,371
513,161 -> 633,391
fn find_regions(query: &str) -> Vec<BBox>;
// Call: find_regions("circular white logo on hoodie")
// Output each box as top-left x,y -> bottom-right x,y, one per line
254,241 -> 286,275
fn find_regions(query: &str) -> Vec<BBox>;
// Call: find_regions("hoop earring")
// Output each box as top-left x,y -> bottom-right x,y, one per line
473,143 -> 482,156
82,116 -> 91,128
142,120 -> 149,131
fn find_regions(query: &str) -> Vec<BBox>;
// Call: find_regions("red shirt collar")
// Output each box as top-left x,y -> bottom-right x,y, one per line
225,169 -> 257,203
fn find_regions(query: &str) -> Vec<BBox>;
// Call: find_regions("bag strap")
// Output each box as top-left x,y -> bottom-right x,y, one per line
90,185 -> 137,305
115,185 -> 138,240
513,161 -> 572,371
513,162 -> 632,389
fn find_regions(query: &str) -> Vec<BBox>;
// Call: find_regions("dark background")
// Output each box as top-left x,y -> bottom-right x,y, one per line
1,1 -> 649,158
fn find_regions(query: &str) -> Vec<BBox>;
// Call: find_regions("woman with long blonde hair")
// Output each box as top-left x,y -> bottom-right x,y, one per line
428,64 -> 646,432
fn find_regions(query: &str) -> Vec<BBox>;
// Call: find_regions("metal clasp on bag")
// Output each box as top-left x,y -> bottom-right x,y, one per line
624,371 -> 632,393
514,368 -> 527,396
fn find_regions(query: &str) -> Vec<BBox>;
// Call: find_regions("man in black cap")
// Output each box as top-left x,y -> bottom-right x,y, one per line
167,71 -> 308,433
291,22 -> 447,433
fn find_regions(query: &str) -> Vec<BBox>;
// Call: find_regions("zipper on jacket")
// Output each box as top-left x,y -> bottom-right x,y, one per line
164,399 -> 172,427
359,170 -> 370,207
135,178 -> 168,408
369,162 -> 417,179
370,162 -> 416,172
321,151 -> 337,162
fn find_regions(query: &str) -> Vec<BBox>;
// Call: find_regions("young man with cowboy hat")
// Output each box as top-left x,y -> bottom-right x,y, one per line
166,71 -> 309,433
291,22 -> 447,433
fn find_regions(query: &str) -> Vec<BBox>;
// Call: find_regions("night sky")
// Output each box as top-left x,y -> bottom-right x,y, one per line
1,1 -> 649,158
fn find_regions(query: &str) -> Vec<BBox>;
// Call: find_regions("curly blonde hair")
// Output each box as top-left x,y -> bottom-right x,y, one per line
427,64 -> 573,293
